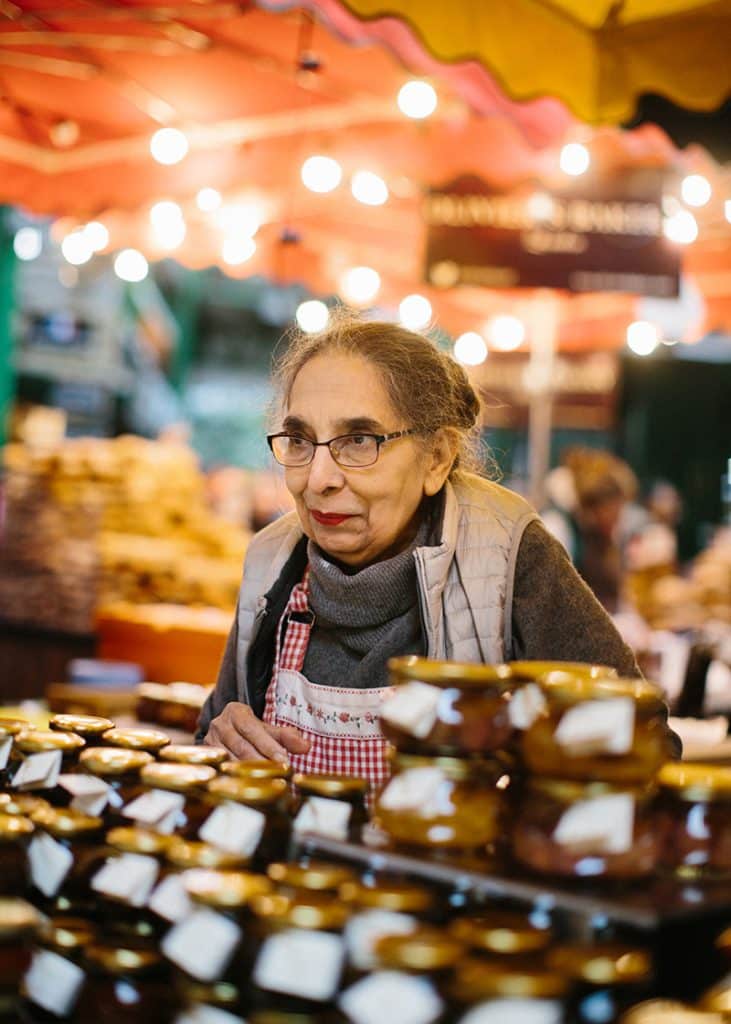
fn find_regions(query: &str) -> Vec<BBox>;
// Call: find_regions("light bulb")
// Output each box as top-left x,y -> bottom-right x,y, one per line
559,142 -> 590,176
296,300 -> 329,333
454,332 -> 488,366
301,156 -> 342,194
626,320 -> 660,356
351,171 -> 389,206
196,187 -> 222,212
150,127 -> 189,165
114,248 -> 148,282
486,315 -> 525,351
663,210 -> 698,244
339,266 -> 381,305
681,174 -> 712,208
13,227 -> 42,261
82,221 -> 109,252
399,294 -> 432,330
397,80 -> 437,119
61,230 -> 93,266
222,237 -> 256,266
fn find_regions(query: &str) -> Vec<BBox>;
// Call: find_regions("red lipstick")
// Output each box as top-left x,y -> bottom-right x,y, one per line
311,511 -> 352,526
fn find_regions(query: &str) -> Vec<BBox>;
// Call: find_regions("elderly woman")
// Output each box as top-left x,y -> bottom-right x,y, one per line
198,317 -> 644,783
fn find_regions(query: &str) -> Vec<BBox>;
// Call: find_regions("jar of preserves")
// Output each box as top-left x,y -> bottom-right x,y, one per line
101,727 -> 171,755
28,805 -> 106,914
78,747 -> 154,825
12,730 -> 86,797
0,898 -> 41,1019
382,656 -> 515,756
291,774 -> 368,843
21,916 -> 95,1021
97,827 -> 172,938
449,911 -> 553,962
339,879 -> 436,974
159,744 -> 228,768
205,776 -> 291,867
0,813 -> 33,897
656,763 -> 731,879
448,957 -> 569,1024
49,714 -> 115,739
135,762 -> 218,837
374,753 -> 508,854
547,943 -> 653,1024
521,674 -> 673,783
513,778 -> 659,879
76,941 -> 175,1023
220,759 -> 292,782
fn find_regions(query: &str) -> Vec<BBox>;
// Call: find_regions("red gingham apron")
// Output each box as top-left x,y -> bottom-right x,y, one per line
262,568 -> 391,792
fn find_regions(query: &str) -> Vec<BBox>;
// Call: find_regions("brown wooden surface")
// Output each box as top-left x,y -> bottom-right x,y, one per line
0,620 -> 96,702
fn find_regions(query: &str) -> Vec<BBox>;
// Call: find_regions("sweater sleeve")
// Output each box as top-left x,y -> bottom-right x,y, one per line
195,602 -> 242,742
511,519 -> 639,675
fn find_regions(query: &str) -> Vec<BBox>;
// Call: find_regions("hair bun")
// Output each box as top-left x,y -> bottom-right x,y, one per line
448,361 -> 480,430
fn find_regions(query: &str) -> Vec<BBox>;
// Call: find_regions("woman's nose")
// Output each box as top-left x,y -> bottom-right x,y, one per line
306,443 -> 344,491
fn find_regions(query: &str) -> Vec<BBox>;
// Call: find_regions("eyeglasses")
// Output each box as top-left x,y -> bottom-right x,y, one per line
267,430 -> 417,468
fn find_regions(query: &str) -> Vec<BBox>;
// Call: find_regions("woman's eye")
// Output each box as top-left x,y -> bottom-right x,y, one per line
288,436 -> 308,448
347,435 -> 367,446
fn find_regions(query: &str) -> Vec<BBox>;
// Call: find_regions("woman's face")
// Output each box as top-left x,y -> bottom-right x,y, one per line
282,352 -> 451,568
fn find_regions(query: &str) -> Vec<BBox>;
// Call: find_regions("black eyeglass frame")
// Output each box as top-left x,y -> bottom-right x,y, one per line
266,429 -> 418,468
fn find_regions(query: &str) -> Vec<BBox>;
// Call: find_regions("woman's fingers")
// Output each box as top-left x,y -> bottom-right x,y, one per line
272,725 -> 312,754
205,702 -> 297,762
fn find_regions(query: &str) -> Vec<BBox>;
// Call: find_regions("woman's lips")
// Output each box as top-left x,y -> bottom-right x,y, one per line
310,510 -> 353,526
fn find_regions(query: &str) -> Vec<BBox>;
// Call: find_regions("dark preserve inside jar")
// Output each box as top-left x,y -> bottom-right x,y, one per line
0,813 -> 33,897
547,943 -> 653,1024
0,898 -> 40,1018
75,941 -> 176,1023
655,763 -> 731,879
206,776 -> 291,866
78,747 -> 154,825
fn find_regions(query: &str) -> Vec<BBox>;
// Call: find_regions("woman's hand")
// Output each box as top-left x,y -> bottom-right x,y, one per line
204,702 -> 311,762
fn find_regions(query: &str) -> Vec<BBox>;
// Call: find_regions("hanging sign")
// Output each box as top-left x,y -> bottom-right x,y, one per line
424,171 -> 680,297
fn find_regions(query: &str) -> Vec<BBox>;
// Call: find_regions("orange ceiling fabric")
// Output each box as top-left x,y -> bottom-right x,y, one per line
302,0 -> 731,123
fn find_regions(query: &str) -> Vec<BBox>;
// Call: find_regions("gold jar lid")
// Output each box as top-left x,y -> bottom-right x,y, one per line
79,746 -> 154,776
49,714 -> 115,737
0,898 -> 41,938
101,727 -> 170,752
267,861 -> 357,892
699,980 -> 731,1014
15,729 -> 85,754
159,744 -> 228,767
509,661 -> 617,681
0,793 -> 49,817
166,838 -> 250,870
619,1001 -> 723,1023
388,655 -> 513,690
658,763 -> 731,802
30,805 -> 103,837
176,979 -> 240,1008
547,943 -> 652,984
454,957 -> 570,999
40,916 -> 95,951
389,751 -> 502,782
340,880 -> 434,913
293,773 -> 367,798
140,761 -> 217,793
450,913 -> 552,955
184,869 -> 272,908
0,717 -> 31,735
207,775 -> 288,806
527,776 -> 655,802
84,942 -> 162,974
541,673 -> 664,711
250,891 -> 349,931
375,927 -> 464,972
0,813 -> 34,840
221,759 -> 292,781
106,827 -> 171,856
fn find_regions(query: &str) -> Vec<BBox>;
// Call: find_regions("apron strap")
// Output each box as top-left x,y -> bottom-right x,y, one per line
272,566 -> 314,675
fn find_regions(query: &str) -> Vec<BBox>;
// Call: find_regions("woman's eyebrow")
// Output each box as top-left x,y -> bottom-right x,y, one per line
281,415 -> 310,433
281,415 -> 384,434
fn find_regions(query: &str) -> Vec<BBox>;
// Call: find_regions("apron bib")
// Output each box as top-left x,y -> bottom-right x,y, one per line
262,569 -> 391,791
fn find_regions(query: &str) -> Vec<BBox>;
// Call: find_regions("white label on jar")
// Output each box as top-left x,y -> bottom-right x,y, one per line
12,750 -> 62,790
293,796 -> 352,841
553,793 -> 635,854
148,872 -> 193,922
91,852 -> 159,906
378,767 -> 444,813
253,928 -> 344,1001
58,773 -> 111,817
0,736 -> 12,769
23,949 -> 85,1016
345,909 -> 418,971
198,800 -> 266,856
457,998 -> 564,1024
174,1007 -> 246,1024
508,684 -> 548,730
28,831 -> 74,898
122,789 -> 185,833
380,682 -> 442,739
554,697 -> 635,756
338,970 -> 443,1024
162,908 -> 241,982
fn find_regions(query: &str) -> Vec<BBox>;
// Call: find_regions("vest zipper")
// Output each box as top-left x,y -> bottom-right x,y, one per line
413,549 -> 435,657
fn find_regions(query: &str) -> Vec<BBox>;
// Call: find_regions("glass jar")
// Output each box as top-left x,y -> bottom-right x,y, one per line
220,759 -> 293,782
78,747 -> 154,824
101,727 -> 171,755
521,674 -> 673,783
0,898 -> 41,1020
656,763 -> 731,879
291,774 -> 368,843
21,916 -> 95,1021
449,911 -> 553,962
547,943 -> 653,1024
339,878 -> 437,975
138,762 -> 218,837
513,778 -> 659,879
93,827 -> 171,938
382,656 -> 515,756
76,941 -> 175,1023
205,776 -> 291,867
13,729 -> 86,796
28,805 -> 106,915
374,753 -> 508,854
159,744 -> 228,768
448,957 -> 569,1024
0,813 -> 33,897
49,714 -> 115,740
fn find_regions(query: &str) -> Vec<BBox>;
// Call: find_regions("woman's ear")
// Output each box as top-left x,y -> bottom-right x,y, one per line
423,428 -> 459,496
